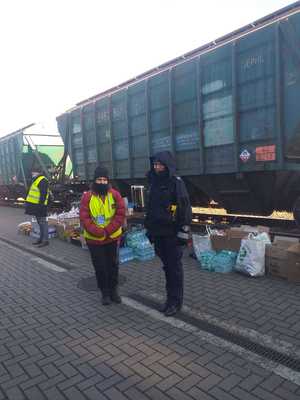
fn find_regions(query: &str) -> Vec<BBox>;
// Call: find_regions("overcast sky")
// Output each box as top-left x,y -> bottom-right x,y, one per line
0,0 -> 295,136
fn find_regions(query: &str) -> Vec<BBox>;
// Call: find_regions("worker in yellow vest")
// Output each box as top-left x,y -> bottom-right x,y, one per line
80,166 -> 125,305
25,166 -> 50,248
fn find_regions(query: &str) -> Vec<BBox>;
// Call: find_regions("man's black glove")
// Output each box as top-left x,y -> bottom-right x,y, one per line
176,225 -> 190,246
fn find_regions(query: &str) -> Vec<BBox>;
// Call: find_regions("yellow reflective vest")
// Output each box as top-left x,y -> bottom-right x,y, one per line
26,176 -> 49,205
84,192 -> 122,241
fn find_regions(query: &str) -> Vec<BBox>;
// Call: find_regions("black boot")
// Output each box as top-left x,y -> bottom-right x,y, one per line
158,300 -> 170,313
110,286 -> 122,304
101,290 -> 111,306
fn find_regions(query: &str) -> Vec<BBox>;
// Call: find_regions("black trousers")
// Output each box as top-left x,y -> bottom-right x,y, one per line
87,241 -> 119,295
153,236 -> 184,307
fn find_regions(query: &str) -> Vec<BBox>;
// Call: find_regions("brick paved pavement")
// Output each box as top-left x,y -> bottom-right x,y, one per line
0,206 -> 300,399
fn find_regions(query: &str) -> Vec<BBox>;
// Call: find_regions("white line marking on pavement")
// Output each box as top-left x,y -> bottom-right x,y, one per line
142,291 -> 300,360
0,240 -> 66,272
30,257 -> 66,273
122,296 -> 300,387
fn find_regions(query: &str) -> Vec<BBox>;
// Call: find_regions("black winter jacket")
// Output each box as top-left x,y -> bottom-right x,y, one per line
144,151 -> 192,237
25,175 -> 49,218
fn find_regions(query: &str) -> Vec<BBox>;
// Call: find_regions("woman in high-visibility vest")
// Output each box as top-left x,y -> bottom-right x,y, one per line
25,166 -> 50,248
80,166 -> 125,305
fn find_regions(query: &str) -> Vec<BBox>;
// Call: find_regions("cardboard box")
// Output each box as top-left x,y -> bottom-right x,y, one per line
287,244 -> 300,283
211,229 -> 247,252
274,236 -> 299,244
265,241 -> 291,279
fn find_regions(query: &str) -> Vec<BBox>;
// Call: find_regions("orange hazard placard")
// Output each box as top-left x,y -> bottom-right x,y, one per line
255,145 -> 276,161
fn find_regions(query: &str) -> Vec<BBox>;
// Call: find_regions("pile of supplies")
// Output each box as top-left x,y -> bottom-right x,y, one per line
17,206 -> 86,247
192,224 -> 300,282
193,226 -> 271,277
119,226 -> 155,264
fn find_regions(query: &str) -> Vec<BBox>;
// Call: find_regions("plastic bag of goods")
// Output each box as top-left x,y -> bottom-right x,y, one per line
199,250 -> 216,271
235,233 -> 270,277
134,236 -> 155,261
17,222 -> 32,235
119,246 -> 135,264
126,229 -> 147,249
192,234 -> 212,261
211,250 -> 238,273
126,228 -> 155,261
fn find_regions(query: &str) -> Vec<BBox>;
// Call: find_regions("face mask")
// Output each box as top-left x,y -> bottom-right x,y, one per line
155,169 -> 169,180
93,183 -> 108,195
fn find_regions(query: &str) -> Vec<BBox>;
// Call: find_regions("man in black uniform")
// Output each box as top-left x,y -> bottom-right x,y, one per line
145,151 -> 192,317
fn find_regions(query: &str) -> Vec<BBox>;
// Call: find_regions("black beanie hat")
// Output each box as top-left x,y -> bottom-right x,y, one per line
94,166 -> 109,181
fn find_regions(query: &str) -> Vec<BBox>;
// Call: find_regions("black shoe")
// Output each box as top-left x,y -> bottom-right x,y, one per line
164,305 -> 180,317
37,241 -> 49,248
102,296 -> 111,306
32,240 -> 42,245
158,302 -> 169,313
110,288 -> 122,304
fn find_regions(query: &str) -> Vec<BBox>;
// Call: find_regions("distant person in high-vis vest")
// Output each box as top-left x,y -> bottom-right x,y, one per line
80,166 -> 125,306
25,166 -> 50,248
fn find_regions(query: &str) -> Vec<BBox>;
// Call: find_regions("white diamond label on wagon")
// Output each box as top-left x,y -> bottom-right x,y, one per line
240,149 -> 251,163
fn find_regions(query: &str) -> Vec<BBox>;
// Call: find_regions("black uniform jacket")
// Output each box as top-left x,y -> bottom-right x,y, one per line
144,151 -> 192,237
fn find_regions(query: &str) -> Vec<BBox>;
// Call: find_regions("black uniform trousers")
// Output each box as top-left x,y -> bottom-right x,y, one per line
87,241 -> 119,295
153,236 -> 184,308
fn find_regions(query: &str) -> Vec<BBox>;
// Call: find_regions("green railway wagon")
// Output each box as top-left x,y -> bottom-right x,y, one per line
0,124 -> 67,189
57,2 -> 300,216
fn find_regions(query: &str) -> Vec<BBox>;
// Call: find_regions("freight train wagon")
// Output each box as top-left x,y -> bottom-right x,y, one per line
0,124 -> 67,202
57,2 -> 300,216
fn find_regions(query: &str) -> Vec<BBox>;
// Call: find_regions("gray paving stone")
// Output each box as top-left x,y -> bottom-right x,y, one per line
219,374 -> 243,391
273,387 -> 300,400
42,363 -> 60,378
23,386 -> 47,400
44,387 -> 67,400
196,373 -> 223,391
188,387 -> 216,400
84,386 -> 108,400
148,362 -> 173,378
63,387 -> 87,400
231,387 -> 261,400
105,387 -> 130,400
20,374 -> 48,391
125,387 -> 151,400
167,387 -> 195,400
146,387 -> 172,400
96,374 -> 124,391
259,376 -> 284,392
156,373 -> 182,391
57,374 -> 85,391
186,362 -> 211,378
5,387 -> 26,400
130,362 -> 154,378
210,387 -> 240,400
252,387 -> 283,400
136,373 -> 163,391
116,375 -> 143,391
59,363 -> 78,378
239,374 -> 265,391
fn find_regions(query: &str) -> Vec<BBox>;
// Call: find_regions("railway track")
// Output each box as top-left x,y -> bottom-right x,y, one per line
127,210 -> 300,239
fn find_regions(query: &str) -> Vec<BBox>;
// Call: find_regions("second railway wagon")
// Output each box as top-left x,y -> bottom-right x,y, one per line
57,2 -> 300,216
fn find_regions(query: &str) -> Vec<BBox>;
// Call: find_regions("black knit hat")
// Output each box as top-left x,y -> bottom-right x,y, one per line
93,166 -> 109,181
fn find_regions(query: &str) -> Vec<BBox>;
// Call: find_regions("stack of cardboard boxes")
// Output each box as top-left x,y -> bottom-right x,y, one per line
265,238 -> 300,283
